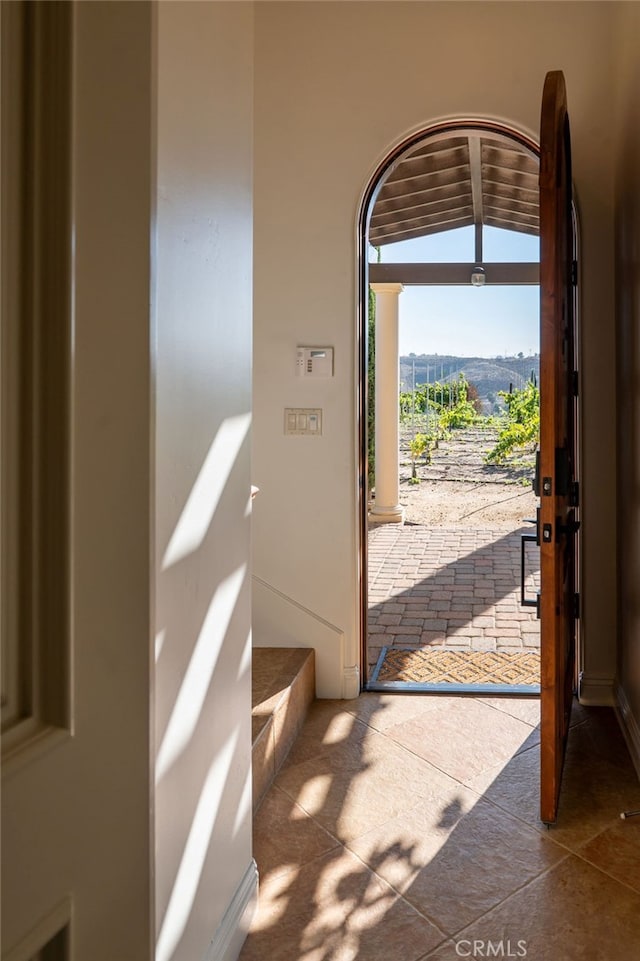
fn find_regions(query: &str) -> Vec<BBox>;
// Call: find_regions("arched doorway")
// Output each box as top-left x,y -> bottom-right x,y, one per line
357,120 -> 578,709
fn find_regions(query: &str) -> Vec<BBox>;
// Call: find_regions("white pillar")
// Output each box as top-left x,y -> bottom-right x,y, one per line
370,282 -> 404,524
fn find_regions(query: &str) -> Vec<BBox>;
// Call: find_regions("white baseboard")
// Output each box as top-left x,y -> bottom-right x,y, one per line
616,682 -> 640,780
205,859 -> 259,961
578,671 -> 616,706
342,665 -> 360,699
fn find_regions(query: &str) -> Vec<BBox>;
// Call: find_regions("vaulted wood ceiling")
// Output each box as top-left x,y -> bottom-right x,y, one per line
369,133 -> 539,248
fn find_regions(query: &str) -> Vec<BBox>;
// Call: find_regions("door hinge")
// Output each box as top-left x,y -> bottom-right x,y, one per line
573,592 -> 581,619
571,260 -> 578,286
572,370 -> 579,397
570,481 -> 579,507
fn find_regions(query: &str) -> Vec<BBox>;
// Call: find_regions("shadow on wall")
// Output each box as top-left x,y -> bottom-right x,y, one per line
155,413 -> 253,961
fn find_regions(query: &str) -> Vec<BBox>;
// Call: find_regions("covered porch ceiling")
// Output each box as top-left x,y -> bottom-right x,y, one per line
368,131 -> 540,286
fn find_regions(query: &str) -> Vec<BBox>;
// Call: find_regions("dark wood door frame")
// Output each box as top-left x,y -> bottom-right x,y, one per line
539,70 -> 579,825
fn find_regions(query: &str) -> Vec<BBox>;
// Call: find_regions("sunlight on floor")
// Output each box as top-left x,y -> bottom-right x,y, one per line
241,693 -> 640,961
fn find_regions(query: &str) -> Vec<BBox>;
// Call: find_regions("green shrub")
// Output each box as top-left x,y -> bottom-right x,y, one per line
485,381 -> 540,463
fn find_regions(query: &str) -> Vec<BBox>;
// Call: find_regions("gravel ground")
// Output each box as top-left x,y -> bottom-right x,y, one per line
399,478 -> 538,528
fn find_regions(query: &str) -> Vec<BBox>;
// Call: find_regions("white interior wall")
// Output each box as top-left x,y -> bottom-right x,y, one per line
154,4 -> 256,960
253,1 -> 617,701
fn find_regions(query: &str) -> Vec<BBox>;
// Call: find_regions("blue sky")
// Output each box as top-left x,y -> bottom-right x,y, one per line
370,226 -> 540,358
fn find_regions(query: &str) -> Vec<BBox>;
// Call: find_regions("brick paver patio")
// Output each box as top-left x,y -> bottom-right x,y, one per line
367,523 -> 540,675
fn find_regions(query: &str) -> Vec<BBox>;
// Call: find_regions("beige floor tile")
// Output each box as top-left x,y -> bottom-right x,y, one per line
383,697 -> 539,782
568,707 -> 636,769
253,785 -> 341,882
464,740 -> 537,795
577,816 -> 640,893
239,848 -> 446,961
281,700 -> 371,769
568,697 -> 593,726
478,695 -> 540,727
278,722 -> 382,783
421,855 -> 640,960
346,691 -> 467,733
247,689 -> 640,961
347,785 -> 565,935
275,731 -> 459,842
466,724 -> 640,849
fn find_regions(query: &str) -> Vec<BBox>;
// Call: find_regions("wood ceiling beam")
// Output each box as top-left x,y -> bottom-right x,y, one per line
369,262 -> 540,286
484,195 -> 539,214
372,199 -> 473,227
481,147 -> 538,174
405,137 -> 469,161
372,204 -> 474,232
468,136 -> 484,262
483,209 -> 539,231
385,149 -> 470,184
370,215 -> 475,246
378,168 -> 472,201
482,170 -> 538,192
373,181 -> 471,215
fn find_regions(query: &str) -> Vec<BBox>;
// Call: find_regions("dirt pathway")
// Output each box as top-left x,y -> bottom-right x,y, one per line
396,424 -> 538,528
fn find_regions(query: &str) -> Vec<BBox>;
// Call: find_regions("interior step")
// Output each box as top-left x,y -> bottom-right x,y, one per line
252,647 -> 315,812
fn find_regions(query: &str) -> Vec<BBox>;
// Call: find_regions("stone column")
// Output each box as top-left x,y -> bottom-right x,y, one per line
370,282 -> 404,524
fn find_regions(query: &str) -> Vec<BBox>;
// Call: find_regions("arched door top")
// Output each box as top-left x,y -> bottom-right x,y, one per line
362,121 -> 540,260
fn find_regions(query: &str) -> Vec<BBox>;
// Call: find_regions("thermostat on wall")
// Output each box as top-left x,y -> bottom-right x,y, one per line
296,346 -> 334,377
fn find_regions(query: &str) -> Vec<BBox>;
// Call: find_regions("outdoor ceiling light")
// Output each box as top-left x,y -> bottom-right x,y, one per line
471,266 -> 486,287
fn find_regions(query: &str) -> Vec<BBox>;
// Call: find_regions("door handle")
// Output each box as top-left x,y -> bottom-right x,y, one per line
521,530 -> 540,617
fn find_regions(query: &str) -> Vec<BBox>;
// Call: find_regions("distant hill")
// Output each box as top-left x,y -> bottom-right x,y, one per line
400,353 -> 540,413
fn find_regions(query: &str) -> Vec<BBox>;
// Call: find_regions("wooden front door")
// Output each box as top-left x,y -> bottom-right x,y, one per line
538,70 -> 579,825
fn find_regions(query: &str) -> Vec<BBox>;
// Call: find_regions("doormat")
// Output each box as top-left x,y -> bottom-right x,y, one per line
371,647 -> 540,688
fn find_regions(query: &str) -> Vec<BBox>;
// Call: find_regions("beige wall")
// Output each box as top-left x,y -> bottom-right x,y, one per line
614,1 -> 640,764
154,4 -> 256,960
253,1 -> 618,701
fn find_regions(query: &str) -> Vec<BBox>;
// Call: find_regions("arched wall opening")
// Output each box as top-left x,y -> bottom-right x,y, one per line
356,119 -> 579,690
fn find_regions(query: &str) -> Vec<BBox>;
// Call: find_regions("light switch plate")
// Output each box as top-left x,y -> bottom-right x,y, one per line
284,408 -> 323,435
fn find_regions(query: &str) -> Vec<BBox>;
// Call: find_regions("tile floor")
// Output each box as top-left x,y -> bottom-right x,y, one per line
240,692 -> 640,961
368,526 -> 540,676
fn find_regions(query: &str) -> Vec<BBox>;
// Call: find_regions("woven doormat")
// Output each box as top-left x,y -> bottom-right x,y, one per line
371,647 -> 540,687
